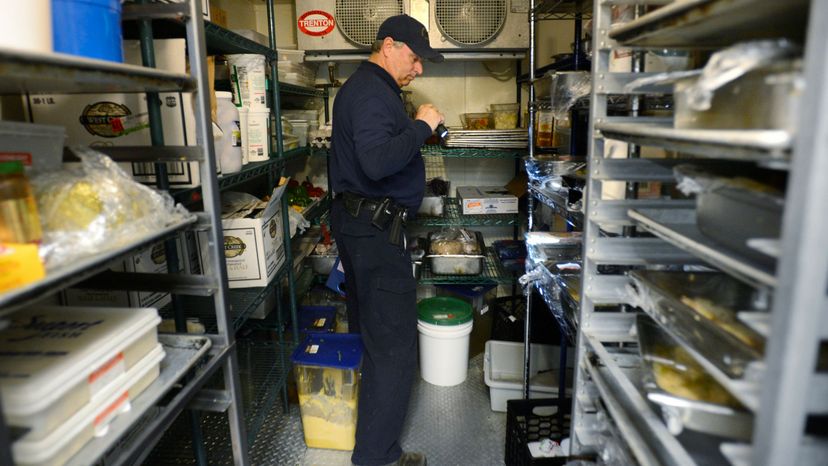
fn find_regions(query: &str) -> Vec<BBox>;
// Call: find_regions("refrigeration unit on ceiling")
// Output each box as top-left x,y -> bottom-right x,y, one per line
297,0 -> 530,61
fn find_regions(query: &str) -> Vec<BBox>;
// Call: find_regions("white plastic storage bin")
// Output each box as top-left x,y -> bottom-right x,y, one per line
13,344 -> 165,466
0,306 -> 161,440
484,340 -> 565,412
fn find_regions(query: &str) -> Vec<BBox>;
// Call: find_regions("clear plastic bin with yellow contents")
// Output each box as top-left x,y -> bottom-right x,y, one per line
291,333 -> 363,450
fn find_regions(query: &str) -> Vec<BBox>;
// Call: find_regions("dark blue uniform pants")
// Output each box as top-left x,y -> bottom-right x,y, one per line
330,199 -> 417,466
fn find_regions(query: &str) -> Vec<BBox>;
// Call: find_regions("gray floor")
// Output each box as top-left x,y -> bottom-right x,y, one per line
250,353 -> 507,466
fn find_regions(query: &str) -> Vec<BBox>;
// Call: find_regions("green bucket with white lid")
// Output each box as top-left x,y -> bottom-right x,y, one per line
416,297 -> 474,386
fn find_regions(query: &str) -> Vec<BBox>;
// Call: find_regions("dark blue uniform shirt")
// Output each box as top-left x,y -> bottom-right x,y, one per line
330,61 -> 431,211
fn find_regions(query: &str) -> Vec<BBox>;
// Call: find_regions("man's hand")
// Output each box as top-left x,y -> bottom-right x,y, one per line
415,104 -> 445,132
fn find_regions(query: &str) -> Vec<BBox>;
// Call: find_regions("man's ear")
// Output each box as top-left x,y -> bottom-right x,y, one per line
382,37 -> 395,54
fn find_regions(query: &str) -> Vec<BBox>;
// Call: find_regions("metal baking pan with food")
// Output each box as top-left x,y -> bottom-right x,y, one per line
426,231 -> 486,275
674,60 -> 802,132
629,270 -> 765,379
636,314 -> 753,440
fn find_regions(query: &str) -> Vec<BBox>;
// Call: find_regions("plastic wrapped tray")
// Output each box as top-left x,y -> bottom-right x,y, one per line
636,314 -> 753,440
426,230 -> 485,275
628,270 -> 765,378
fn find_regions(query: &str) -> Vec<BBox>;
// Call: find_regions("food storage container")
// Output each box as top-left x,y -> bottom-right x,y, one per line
490,103 -> 519,129
291,334 -> 362,450
460,112 -> 493,130
0,306 -> 161,441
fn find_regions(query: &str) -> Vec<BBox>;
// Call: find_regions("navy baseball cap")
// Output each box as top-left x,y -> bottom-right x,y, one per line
376,15 -> 444,63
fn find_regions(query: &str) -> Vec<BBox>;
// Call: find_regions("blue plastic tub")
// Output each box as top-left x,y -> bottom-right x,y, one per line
52,0 -> 123,62
291,333 -> 363,370
298,305 -> 337,336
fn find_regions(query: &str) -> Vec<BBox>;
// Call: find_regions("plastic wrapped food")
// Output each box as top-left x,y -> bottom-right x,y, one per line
31,147 -> 191,270
429,228 -> 480,255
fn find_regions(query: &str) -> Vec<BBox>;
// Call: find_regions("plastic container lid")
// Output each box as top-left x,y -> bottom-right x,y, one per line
299,305 -> 336,334
291,333 -> 363,370
12,344 -> 165,464
417,297 -> 473,326
0,306 -> 160,417
491,103 -> 520,111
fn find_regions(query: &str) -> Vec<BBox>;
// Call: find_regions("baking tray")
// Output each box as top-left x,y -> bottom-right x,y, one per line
629,270 -> 765,378
426,231 -> 486,275
636,314 -> 753,440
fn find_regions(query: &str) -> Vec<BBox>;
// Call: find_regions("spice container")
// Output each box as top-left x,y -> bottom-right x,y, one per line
0,160 -> 42,244
490,103 -> 519,129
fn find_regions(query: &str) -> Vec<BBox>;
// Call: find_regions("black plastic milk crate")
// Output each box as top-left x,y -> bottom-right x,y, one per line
505,397 -> 572,466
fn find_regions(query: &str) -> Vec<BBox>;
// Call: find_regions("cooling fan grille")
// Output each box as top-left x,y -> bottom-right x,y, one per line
435,0 -> 507,46
335,0 -> 404,47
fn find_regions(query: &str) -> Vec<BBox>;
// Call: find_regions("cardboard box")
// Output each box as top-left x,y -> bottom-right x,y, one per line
457,186 -> 519,215
62,240 -> 180,309
197,185 -> 287,288
25,39 -> 203,188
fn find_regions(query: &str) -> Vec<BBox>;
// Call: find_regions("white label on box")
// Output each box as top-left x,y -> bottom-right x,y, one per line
88,352 -> 126,397
480,305 -> 489,316
93,392 -> 130,437
306,344 -> 319,354
313,318 -> 326,328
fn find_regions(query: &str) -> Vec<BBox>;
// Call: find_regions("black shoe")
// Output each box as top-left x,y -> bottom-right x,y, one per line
394,452 -> 426,466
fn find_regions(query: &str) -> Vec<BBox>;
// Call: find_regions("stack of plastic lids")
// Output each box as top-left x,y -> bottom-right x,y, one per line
0,306 -> 164,466
277,49 -> 317,87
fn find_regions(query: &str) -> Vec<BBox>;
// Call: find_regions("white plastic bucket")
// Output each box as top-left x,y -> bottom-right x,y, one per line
215,91 -> 242,174
417,319 -> 473,386
0,0 -> 52,54
227,54 -> 267,110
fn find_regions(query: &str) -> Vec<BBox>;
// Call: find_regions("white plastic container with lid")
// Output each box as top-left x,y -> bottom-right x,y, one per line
0,306 -> 161,441
417,297 -> 474,387
13,343 -> 166,466
246,109 -> 270,162
0,0 -> 52,54
215,91 -> 242,174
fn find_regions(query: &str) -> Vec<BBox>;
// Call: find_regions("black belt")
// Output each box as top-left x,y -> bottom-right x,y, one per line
336,192 -> 407,246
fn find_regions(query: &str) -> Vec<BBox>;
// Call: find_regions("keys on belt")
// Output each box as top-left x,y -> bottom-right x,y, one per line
339,192 -> 407,246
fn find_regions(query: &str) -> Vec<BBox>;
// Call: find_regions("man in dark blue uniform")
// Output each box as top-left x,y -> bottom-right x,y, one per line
329,14 -> 445,466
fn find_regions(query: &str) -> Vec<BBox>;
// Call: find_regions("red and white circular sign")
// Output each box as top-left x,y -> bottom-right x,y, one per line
298,10 -> 335,37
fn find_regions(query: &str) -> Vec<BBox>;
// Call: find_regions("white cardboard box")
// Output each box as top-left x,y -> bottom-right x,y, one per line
25,39 -> 202,188
197,184 -> 287,288
457,186 -> 519,215
62,240 -> 182,309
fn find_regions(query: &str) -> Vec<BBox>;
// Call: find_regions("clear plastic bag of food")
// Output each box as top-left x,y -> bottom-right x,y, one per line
31,147 -> 192,270
429,228 -> 481,255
